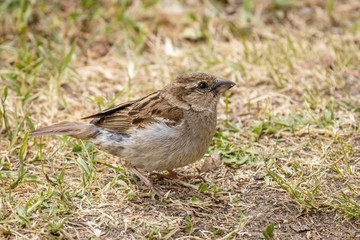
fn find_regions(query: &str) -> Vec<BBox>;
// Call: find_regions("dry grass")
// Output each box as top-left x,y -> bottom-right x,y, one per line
1,0 -> 360,239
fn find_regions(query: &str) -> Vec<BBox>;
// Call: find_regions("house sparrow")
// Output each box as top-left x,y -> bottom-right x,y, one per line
30,72 -> 235,198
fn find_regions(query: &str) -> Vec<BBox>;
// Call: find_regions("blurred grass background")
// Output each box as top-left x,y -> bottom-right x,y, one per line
0,0 -> 360,239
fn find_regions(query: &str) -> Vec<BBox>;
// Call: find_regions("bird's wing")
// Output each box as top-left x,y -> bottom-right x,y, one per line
82,91 -> 184,134
82,101 -> 136,119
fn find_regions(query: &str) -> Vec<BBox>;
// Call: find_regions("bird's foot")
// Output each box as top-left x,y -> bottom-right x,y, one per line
150,169 -> 205,182
130,167 -> 165,200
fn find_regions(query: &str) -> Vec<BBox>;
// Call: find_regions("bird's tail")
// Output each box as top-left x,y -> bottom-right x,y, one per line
29,121 -> 98,140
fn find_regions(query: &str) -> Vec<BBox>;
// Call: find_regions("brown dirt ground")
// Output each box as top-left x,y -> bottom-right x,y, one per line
1,0 -> 360,239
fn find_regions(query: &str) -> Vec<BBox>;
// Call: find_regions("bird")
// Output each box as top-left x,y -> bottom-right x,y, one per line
29,72 -> 235,198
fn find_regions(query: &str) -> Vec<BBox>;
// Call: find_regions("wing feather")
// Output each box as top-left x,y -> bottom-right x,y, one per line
83,91 -> 183,134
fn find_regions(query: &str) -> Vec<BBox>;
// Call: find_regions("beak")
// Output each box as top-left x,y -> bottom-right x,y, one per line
211,78 -> 236,94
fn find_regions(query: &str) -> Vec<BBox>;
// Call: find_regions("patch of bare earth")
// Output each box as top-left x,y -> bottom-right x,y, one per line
1,0 -> 360,239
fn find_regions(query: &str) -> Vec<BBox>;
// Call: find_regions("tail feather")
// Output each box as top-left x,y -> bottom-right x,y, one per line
29,121 -> 98,140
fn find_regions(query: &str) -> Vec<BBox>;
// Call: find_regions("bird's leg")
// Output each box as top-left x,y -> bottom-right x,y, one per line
150,169 -> 205,182
130,167 -> 165,199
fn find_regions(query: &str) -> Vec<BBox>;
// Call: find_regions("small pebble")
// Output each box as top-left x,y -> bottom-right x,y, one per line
254,174 -> 265,180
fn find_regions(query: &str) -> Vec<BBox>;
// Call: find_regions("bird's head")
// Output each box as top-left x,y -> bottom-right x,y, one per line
164,72 -> 235,111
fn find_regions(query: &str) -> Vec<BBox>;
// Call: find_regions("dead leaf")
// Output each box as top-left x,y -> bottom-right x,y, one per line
290,223 -> 311,232
321,54 -> 335,69
200,153 -> 222,173
61,83 -> 73,94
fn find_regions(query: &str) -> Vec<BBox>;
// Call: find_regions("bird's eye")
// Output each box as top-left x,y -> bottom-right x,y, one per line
198,82 -> 208,89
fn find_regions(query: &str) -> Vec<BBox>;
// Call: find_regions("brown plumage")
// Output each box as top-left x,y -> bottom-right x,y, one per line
30,72 -> 235,199
84,91 -> 184,132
